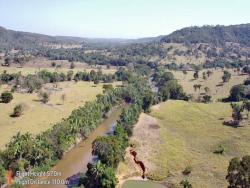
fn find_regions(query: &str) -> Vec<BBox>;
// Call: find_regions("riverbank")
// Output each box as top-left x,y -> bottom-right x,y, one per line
27,106 -> 125,188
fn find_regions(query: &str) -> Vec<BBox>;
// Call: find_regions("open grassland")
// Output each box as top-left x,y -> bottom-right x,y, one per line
118,101 -> 250,188
172,69 -> 248,100
0,81 -> 121,149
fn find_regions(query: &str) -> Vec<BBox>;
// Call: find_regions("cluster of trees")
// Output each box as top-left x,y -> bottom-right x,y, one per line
204,61 -> 250,70
153,69 -> 187,101
230,101 -> 250,126
0,69 -> 118,93
163,61 -> 250,72
227,78 -> 250,101
74,70 -> 115,83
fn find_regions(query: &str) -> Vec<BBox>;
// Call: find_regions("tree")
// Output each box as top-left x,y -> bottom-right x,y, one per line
193,71 -> 199,80
229,85 -> 246,101
92,136 -> 124,168
206,70 -> 213,78
142,90 -> 154,113
61,94 -> 66,104
202,95 -> 212,103
4,57 -> 11,67
204,87 -> 210,94
222,71 -> 231,83
226,156 -> 250,188
81,161 -> 118,188
243,100 -> 250,118
11,104 -> 24,117
1,91 -> 13,103
202,72 -> 207,80
193,84 -> 202,92
231,103 -> 244,125
51,62 -> 56,67
159,80 -> 185,101
70,62 -> 75,69
156,71 -> 174,87
66,70 -> 74,81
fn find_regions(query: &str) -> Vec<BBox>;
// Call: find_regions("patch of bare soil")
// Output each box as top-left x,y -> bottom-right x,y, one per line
117,113 -> 162,186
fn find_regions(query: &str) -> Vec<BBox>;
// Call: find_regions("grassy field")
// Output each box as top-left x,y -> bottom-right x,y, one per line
172,69 -> 248,100
0,81 -> 121,149
118,101 -> 250,188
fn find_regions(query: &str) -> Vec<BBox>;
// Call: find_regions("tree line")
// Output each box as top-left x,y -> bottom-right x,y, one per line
80,71 -> 156,188
0,69 -> 117,93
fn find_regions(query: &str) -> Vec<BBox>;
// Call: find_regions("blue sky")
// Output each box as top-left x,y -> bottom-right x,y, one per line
0,0 -> 249,38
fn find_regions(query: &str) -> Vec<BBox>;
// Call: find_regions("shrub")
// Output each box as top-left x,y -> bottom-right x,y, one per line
146,171 -> 167,181
11,104 -> 24,117
213,145 -> 224,154
180,180 -> 193,188
38,91 -> 50,104
51,62 -> 56,67
1,91 -> 13,103
94,79 -> 99,85
182,166 -> 192,175
222,71 -> 231,82
202,95 -> 212,103
70,62 -> 75,69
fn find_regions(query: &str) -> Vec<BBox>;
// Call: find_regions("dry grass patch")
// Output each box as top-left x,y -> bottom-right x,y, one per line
172,69 -> 248,100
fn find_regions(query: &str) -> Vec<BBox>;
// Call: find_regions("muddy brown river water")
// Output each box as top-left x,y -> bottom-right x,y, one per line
25,106 -> 124,188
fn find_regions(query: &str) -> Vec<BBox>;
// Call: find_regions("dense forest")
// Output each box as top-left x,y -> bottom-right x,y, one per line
161,24 -> 250,46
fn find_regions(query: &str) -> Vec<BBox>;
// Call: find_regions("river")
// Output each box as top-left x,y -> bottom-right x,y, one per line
26,106 -> 124,188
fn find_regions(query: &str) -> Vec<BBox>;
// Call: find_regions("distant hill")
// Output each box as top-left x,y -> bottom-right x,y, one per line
0,26 -> 156,51
160,24 -> 250,47
1,24 -> 250,66
0,26 -> 63,50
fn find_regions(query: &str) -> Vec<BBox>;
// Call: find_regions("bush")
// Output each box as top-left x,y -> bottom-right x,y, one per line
180,179 -> 193,188
213,145 -> 224,154
38,91 -> 50,104
11,104 -> 24,117
202,95 -> 212,103
182,166 -> 192,175
1,91 -> 13,103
